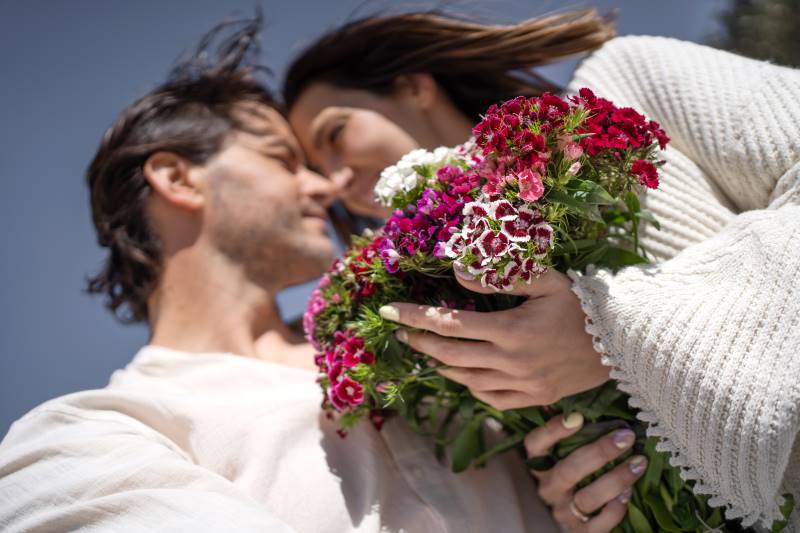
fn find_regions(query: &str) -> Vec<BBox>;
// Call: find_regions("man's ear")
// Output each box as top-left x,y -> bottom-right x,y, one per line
143,152 -> 204,211
394,73 -> 438,110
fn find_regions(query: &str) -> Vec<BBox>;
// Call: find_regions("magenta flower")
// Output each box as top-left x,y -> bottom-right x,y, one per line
333,376 -> 365,407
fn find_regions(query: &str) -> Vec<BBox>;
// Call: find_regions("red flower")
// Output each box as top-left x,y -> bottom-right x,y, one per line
333,376 -> 365,407
631,159 -> 659,189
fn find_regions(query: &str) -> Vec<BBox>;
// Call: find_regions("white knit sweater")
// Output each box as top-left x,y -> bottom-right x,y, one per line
567,36 -> 800,530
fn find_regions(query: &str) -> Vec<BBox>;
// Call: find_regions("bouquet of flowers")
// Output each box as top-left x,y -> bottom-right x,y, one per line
304,89 -> 793,532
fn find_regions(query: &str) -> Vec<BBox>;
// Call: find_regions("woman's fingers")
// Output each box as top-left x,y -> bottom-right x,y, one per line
470,390 -> 539,411
379,302 -> 508,342
397,330 -> 502,369
524,414 -> 585,459
541,428 -> 637,500
572,455 -> 647,514
584,498 -> 630,533
552,490 -> 631,533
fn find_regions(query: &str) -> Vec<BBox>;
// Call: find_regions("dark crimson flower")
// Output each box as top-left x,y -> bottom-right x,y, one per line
475,229 -> 510,263
631,159 -> 659,189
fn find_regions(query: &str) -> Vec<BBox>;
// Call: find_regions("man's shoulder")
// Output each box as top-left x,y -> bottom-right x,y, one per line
0,387 -> 187,459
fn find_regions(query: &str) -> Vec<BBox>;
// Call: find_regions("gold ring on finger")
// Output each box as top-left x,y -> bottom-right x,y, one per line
569,499 -> 591,523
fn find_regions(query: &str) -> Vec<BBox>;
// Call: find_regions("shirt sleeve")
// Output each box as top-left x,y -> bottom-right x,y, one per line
0,407 -> 296,533
566,36 -> 800,529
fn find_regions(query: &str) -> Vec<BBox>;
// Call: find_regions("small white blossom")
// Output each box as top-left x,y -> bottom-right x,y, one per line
374,146 -> 458,206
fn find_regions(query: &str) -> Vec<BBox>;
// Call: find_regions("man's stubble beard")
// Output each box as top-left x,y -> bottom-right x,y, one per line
209,183 -> 329,290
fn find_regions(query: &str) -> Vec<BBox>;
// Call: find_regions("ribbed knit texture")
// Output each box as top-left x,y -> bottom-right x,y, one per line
566,36 -> 800,530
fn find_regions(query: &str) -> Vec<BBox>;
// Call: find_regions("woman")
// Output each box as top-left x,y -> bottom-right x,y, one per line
286,9 -> 650,532
284,8 -> 800,532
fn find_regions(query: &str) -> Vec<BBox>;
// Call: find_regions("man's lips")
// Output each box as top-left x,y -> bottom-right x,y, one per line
301,207 -> 327,220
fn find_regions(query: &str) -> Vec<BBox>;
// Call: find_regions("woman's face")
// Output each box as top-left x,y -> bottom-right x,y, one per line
288,82 -> 436,218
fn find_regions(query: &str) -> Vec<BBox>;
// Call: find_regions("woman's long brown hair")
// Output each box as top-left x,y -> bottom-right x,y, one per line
283,8 -> 616,242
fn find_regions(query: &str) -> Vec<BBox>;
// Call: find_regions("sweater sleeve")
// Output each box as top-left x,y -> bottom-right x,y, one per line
566,36 -> 800,529
0,408 -> 296,533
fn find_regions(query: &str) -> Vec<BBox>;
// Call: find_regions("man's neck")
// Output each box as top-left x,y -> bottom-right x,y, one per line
148,243 -> 290,360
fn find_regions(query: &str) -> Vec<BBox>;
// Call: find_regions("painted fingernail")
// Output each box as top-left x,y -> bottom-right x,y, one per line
562,412 -> 584,429
453,262 -> 474,280
612,429 -> 636,449
395,329 -> 408,343
617,488 -> 632,504
379,305 -> 400,321
629,455 -> 648,475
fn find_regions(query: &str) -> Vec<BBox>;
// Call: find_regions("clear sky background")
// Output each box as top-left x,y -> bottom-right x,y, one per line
0,0 -> 727,435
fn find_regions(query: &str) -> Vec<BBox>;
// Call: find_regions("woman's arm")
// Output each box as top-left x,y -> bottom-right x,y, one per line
382,37 -> 800,530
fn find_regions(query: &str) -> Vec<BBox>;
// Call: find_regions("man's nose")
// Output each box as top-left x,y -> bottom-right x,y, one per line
299,166 -> 338,208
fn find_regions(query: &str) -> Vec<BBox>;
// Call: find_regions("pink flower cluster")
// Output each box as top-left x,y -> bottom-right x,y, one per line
316,329 -> 375,410
444,199 -> 552,291
303,276 -> 329,351
381,165 -> 479,271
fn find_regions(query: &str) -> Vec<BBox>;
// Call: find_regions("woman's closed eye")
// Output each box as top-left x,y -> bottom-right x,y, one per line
325,120 -> 346,149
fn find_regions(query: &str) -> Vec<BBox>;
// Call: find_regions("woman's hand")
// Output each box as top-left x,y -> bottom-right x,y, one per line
527,414 -> 647,532
379,269 -> 608,409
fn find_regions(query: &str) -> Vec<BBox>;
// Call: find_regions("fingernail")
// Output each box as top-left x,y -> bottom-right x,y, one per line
612,429 -> 636,449
629,455 -> 648,475
453,262 -> 474,279
395,329 -> 408,343
379,305 -> 400,322
562,412 -> 584,429
617,488 -> 632,504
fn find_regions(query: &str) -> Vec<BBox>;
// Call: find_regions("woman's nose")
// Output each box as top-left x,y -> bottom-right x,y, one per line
329,166 -> 355,193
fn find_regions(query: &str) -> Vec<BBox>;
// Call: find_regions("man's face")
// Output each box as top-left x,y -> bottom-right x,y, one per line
200,102 -> 336,289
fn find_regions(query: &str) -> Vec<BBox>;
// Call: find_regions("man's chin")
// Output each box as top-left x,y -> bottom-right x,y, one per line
283,239 -> 336,286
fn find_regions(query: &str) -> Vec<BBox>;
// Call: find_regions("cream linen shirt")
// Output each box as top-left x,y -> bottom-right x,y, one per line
0,345 -> 557,532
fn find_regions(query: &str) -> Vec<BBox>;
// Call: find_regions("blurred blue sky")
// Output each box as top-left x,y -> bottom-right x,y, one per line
0,0 -> 726,435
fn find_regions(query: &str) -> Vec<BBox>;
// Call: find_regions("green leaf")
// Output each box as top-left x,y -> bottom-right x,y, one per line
473,432 -> 526,467
572,179 -> 617,205
640,438 -> 663,496
603,404 -> 637,421
525,455 -> 554,472
579,381 -> 625,420
515,406 -> 545,426
599,247 -> 648,269
634,210 -> 661,230
624,191 -> 641,214
451,415 -> 485,473
706,507 -> 723,528
458,397 -> 475,421
626,503 -> 654,533
644,493 -> 680,532
553,238 -> 599,255
547,189 -> 604,223
771,493 -> 796,532
658,483 -> 674,513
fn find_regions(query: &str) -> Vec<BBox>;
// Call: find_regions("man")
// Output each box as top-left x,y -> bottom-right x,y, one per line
0,19 -> 556,532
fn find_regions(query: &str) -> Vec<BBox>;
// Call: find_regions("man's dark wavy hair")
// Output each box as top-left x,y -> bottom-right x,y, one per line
86,13 -> 274,324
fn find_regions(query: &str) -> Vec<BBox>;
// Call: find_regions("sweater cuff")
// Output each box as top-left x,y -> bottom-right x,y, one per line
565,267 -> 786,528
